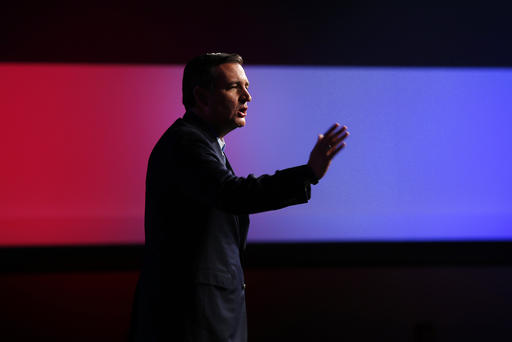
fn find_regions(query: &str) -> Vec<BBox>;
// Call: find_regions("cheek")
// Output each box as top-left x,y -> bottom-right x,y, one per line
216,95 -> 238,112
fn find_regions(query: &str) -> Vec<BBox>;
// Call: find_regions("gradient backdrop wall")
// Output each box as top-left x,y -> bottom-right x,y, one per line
1,63 -> 511,246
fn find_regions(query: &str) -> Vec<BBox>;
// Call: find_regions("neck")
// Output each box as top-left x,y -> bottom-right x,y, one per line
190,108 -> 232,138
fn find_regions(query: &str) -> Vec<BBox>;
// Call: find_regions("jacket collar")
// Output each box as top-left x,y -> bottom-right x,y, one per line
183,111 -> 220,142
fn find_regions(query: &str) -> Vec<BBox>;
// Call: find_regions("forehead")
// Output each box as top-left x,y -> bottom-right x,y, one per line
213,63 -> 248,84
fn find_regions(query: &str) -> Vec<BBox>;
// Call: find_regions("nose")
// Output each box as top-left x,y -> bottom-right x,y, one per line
240,87 -> 252,103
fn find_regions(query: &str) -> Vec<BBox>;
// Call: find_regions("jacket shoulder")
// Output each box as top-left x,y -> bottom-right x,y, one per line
154,118 -> 210,151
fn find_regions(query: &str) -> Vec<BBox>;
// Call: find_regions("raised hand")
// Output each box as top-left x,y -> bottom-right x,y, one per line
307,123 -> 349,181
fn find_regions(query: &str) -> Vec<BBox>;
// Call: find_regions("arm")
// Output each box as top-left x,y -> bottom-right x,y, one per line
171,123 -> 349,215
171,133 -> 315,214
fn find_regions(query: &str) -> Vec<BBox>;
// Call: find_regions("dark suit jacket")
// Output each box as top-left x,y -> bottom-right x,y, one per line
129,111 -> 316,341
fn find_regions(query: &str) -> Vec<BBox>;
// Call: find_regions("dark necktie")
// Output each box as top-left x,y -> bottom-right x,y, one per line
220,143 -> 227,165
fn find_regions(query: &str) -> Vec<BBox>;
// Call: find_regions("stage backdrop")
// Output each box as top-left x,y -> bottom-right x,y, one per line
1,63 -> 511,246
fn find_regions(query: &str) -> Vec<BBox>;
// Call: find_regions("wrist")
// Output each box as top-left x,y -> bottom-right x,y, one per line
305,163 -> 320,185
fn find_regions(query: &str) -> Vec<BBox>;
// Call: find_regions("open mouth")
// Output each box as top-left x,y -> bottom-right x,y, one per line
238,107 -> 248,117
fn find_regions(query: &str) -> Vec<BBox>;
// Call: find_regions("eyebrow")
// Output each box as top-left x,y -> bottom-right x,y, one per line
229,81 -> 250,87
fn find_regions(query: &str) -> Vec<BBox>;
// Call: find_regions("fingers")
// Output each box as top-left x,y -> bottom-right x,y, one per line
314,123 -> 349,158
323,123 -> 340,138
329,131 -> 349,149
323,125 -> 349,153
324,125 -> 346,142
330,142 -> 347,158
327,138 -> 347,157
309,124 -> 349,179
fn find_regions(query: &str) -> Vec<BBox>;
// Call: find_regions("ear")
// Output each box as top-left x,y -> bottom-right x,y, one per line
193,86 -> 209,109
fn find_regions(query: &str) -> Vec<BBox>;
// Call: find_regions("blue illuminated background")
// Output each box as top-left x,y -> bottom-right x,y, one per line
231,66 -> 512,242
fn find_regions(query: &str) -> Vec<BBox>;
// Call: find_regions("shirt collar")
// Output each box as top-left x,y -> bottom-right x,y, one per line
217,137 -> 226,152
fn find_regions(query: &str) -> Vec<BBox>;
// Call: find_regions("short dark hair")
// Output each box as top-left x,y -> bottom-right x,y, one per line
182,52 -> 244,110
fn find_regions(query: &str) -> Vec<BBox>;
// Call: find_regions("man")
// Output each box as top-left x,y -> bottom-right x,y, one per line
129,53 -> 349,341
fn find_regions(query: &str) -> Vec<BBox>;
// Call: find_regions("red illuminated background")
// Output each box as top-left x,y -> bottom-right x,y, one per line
0,64 -> 185,245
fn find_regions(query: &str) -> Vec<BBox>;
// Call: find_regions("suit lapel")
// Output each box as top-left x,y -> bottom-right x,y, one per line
225,156 -> 234,174
182,111 -> 249,249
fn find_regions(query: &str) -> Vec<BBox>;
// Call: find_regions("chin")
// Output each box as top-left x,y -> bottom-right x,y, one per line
235,118 -> 246,127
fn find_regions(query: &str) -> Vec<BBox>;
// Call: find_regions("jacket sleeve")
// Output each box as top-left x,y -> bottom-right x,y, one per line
168,131 -> 318,215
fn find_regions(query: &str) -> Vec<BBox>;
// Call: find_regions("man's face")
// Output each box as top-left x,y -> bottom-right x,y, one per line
206,63 -> 252,137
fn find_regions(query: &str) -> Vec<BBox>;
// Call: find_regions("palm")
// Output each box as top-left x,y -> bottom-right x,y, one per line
307,123 -> 349,180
